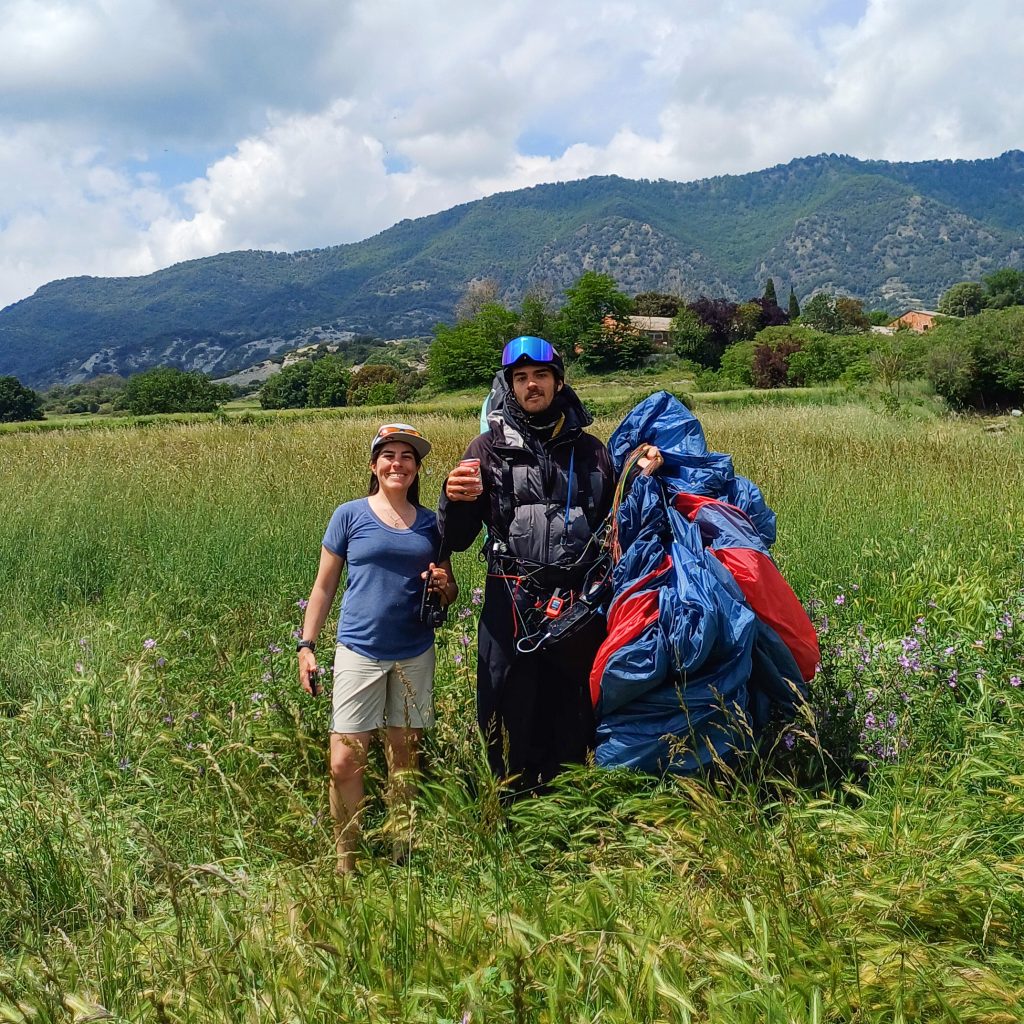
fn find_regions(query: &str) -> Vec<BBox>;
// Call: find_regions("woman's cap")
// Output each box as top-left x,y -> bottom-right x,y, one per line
370,422 -> 431,460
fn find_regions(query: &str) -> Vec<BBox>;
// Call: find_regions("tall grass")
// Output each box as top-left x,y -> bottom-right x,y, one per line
1,405 -> 1023,1021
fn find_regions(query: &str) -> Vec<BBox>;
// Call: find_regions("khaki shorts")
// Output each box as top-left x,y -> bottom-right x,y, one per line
330,643 -> 435,734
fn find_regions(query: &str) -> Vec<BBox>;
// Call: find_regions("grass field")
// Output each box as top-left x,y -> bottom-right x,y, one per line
1,400 -> 1023,1022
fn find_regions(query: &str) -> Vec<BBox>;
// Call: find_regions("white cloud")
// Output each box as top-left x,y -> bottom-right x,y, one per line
1,0 -> 1023,311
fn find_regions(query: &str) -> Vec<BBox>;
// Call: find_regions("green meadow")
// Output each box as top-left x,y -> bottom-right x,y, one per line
1,398 -> 1023,1022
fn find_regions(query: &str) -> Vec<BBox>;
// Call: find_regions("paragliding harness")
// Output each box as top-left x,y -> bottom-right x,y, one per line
487,533 -> 613,654
485,438 -> 614,653
501,444 -> 658,650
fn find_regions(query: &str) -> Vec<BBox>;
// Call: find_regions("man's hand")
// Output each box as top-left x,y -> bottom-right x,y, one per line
638,445 -> 664,476
445,462 -> 483,501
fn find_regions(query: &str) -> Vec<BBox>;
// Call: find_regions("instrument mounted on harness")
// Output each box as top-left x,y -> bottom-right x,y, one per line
486,531 -> 613,655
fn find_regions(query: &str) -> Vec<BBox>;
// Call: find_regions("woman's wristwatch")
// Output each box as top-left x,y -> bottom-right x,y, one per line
296,639 -> 316,654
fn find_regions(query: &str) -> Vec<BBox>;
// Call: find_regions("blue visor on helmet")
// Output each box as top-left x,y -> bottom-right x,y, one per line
502,335 -> 555,367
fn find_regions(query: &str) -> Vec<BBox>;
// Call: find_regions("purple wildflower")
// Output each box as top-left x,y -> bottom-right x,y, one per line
459,634 -> 472,648
251,692 -> 265,703
471,587 -> 483,606
268,643 -> 282,655
834,594 -> 845,606
74,661 -> 84,675
783,733 -> 796,750
297,598 -> 308,610
261,671 -> 272,683
1011,676 -> 1022,688
143,638 -> 157,650
163,714 -> 174,726
454,654 -> 463,665
156,657 -> 167,668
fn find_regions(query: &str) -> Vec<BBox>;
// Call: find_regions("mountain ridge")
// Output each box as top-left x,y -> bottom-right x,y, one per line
3,151 -> 1023,387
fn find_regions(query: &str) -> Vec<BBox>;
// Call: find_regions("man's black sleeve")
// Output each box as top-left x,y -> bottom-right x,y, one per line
437,435 -> 489,554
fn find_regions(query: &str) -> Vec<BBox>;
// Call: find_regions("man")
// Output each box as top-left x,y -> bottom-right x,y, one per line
439,335 -> 617,794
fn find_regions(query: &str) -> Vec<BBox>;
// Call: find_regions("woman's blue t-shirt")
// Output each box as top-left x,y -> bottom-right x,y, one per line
323,498 -> 440,661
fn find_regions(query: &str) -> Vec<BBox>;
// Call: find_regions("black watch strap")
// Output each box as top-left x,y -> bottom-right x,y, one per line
296,639 -> 316,654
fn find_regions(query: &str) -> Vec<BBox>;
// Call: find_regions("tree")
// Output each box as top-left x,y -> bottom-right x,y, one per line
306,355 -> 350,408
688,296 -> 739,366
938,281 -> 984,318
348,364 -> 401,406
762,278 -> 778,305
124,367 -> 231,415
982,268 -> 1024,310
575,319 -> 652,373
633,291 -> 682,317
734,301 -> 766,341
429,302 -> 518,390
0,376 -> 44,422
551,271 -> 633,360
455,278 -> 501,322
517,289 -> 556,339
834,296 -> 870,332
800,293 -> 844,334
788,287 -> 801,320
260,362 -> 313,409
670,307 -> 712,361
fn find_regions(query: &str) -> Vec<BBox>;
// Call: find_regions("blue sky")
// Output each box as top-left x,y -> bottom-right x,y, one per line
0,0 -> 1021,310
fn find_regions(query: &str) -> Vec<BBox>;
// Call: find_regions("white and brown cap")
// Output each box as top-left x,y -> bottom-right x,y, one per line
370,422 -> 432,460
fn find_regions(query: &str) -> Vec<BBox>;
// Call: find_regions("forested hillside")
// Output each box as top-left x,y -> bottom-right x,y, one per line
3,151 -> 1023,387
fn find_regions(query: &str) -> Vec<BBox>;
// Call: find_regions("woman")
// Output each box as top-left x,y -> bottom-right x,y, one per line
297,422 -> 456,874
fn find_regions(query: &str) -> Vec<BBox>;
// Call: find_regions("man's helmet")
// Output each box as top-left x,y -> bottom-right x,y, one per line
501,336 -> 565,383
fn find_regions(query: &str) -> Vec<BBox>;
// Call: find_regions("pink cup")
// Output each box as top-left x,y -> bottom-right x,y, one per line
460,458 -> 483,495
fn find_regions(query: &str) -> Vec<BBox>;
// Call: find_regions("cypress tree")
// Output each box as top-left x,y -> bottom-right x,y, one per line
788,286 -> 801,320
762,278 -> 777,305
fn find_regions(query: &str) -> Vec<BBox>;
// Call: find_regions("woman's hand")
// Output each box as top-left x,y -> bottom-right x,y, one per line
298,647 -> 320,695
422,561 -> 457,607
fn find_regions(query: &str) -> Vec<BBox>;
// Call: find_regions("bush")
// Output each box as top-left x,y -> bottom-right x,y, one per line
923,307 -> 1024,408
718,341 -> 756,387
753,338 -> 802,388
0,376 -> 44,422
787,333 -> 873,386
124,368 -> 231,415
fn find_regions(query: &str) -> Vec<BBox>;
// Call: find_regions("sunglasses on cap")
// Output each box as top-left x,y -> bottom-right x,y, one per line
501,335 -> 555,367
375,424 -> 424,441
